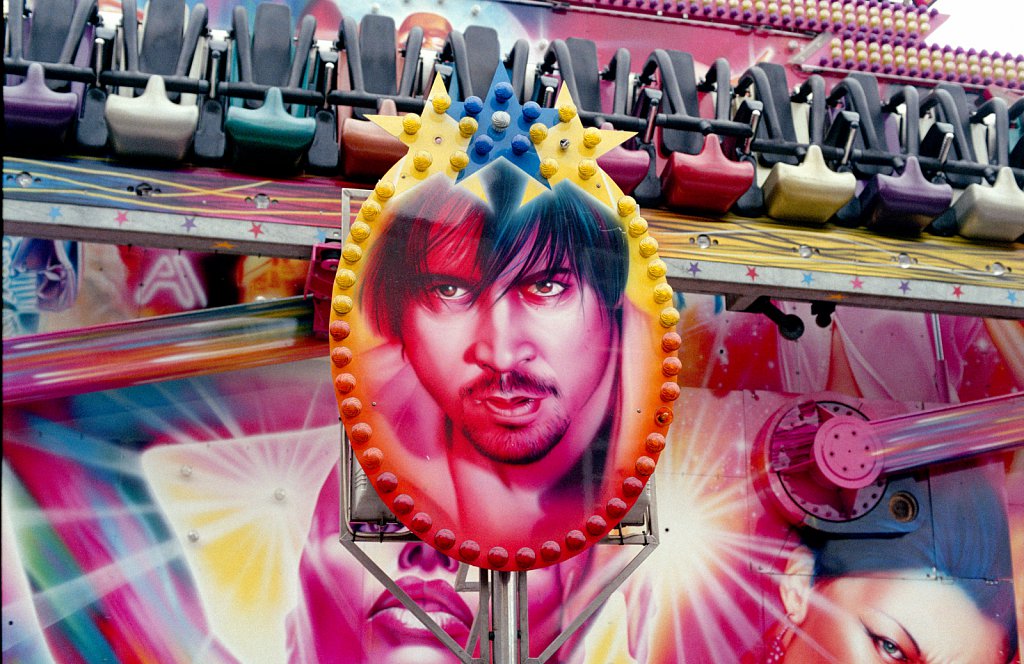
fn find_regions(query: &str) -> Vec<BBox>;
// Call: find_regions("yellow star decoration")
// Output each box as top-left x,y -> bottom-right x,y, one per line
531,83 -> 636,208
368,75 -> 473,195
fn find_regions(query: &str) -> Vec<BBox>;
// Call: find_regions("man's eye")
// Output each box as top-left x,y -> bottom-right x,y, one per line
871,635 -> 908,662
527,280 -> 567,297
432,284 -> 468,299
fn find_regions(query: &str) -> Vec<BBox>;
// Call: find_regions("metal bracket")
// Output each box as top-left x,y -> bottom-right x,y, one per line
728,294 -> 805,340
302,242 -> 342,337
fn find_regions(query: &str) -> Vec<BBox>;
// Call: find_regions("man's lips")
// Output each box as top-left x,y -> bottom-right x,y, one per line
480,394 -> 544,420
460,371 -> 559,402
368,577 -> 474,629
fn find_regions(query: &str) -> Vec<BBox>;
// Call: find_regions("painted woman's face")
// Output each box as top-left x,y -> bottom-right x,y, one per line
299,538 -> 581,664
784,575 -> 1010,664
296,470 -> 584,663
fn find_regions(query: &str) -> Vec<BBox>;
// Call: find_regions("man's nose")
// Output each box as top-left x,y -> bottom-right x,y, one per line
467,297 -> 535,372
398,543 -> 458,573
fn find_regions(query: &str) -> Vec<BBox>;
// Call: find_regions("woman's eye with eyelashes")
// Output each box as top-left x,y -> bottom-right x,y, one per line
869,632 -> 910,662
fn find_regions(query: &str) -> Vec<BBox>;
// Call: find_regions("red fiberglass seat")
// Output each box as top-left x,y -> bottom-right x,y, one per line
639,51 -> 755,214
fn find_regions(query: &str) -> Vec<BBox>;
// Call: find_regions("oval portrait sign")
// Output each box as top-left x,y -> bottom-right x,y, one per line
328,71 -> 679,571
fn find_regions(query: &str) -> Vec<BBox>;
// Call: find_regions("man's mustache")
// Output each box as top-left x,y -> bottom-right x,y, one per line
459,370 -> 560,399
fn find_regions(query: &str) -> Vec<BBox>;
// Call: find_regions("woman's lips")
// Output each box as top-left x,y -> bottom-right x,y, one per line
367,577 -> 474,641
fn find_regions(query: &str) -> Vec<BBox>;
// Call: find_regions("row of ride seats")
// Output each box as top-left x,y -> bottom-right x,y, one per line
539,42 -> 1022,242
4,0 -> 1023,242
4,0 -> 426,174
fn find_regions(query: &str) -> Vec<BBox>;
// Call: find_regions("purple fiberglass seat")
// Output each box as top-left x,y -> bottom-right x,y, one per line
3,0 -> 96,147
5,64 -> 79,134
855,85 -> 953,235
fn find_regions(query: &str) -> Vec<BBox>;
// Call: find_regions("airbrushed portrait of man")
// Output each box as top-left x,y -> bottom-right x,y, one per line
357,163 -> 629,538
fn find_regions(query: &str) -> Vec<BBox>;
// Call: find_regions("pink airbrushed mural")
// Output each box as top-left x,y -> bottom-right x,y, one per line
3,284 -> 1022,662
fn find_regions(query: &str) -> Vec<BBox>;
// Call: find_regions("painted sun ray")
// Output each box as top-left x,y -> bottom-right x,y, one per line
582,591 -> 637,663
678,313 -> 718,337
300,378 -> 333,432
191,381 -> 247,439
691,568 -> 744,662
695,554 -> 762,642
638,438 -> 781,660
9,414 -> 142,477
670,395 -> 734,458
0,601 -> 57,661
717,530 -> 795,562
2,475 -> 58,664
250,385 -> 272,435
143,381 -> 226,440
719,555 -> 800,647
675,556 -> 735,660
140,426 -> 338,664
669,474 -> 745,519
97,387 -> 211,446
173,504 -> 274,541
667,591 -> 686,664
11,504 -> 161,527
153,495 -> 254,515
656,481 -> 744,548
191,633 -> 220,663
3,468 -> 121,662
677,323 -> 719,357
787,611 -> 843,664
30,539 -> 182,631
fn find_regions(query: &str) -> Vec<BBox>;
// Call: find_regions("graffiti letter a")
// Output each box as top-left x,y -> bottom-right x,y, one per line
136,254 -> 208,309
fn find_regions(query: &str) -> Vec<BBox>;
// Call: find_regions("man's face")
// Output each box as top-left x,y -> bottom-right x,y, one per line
400,231 -> 617,464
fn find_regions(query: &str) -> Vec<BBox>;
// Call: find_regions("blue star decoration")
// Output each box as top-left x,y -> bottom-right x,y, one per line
369,71 -> 635,206
447,67 -> 560,184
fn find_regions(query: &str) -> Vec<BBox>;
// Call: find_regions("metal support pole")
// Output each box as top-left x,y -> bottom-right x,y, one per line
466,568 -> 490,659
517,571 -> 530,662
491,571 -> 518,664
930,312 -> 951,403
